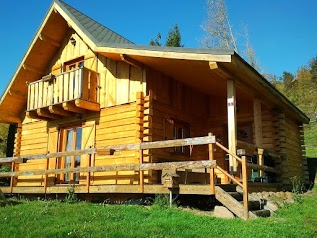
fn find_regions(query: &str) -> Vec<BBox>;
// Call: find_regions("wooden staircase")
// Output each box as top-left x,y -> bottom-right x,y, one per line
215,185 -> 270,220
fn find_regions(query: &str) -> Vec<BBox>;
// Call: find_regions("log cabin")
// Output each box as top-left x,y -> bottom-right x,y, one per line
0,0 -> 310,218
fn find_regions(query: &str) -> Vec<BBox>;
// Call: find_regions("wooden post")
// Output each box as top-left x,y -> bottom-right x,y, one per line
241,155 -> 249,219
227,79 -> 237,173
43,158 -> 49,193
139,149 -> 144,193
253,98 -> 263,177
208,132 -> 215,194
86,154 -> 91,193
10,162 -> 15,193
136,91 -> 145,193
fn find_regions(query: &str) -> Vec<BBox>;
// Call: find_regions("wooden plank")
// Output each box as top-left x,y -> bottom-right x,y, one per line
116,61 -> 130,105
208,132 -> 215,194
241,156 -> 249,219
106,59 -> 117,107
227,79 -> 237,173
0,160 -> 216,178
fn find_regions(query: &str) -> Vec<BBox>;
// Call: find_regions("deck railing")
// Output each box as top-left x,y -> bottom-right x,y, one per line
27,67 -> 98,111
0,135 -> 279,219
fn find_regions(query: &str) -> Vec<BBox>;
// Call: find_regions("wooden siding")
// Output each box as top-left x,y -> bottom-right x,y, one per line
98,56 -> 146,108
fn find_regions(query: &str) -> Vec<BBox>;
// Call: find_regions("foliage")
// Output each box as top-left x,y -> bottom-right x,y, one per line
149,33 -> 162,46
165,24 -> 182,47
290,176 -> 305,203
0,123 -> 9,157
0,190 -> 316,237
150,24 -> 183,47
151,194 -> 171,209
272,56 -> 317,157
282,71 -> 294,92
64,184 -> 78,204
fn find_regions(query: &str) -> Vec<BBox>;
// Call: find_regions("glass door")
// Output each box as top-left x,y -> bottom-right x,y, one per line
59,126 -> 82,183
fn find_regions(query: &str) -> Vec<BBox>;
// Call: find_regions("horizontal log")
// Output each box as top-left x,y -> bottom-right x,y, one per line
0,148 -> 96,163
0,136 -> 215,163
0,160 -> 217,178
236,140 -> 258,151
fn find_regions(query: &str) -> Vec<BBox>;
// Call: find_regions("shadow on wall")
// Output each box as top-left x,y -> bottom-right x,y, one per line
307,157 -> 317,188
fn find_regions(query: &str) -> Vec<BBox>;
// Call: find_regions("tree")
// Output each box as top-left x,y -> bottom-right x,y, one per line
149,24 -> 183,47
0,123 -> 8,157
201,0 -> 237,51
201,0 -> 262,72
282,71 -> 294,92
309,56 -> 317,83
165,24 -> 182,47
149,33 -> 162,46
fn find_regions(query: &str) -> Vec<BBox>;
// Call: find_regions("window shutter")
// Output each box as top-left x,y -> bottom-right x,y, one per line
47,127 -> 59,184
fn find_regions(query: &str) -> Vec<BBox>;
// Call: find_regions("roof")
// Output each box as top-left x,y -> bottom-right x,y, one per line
58,0 -> 134,45
0,0 -> 310,124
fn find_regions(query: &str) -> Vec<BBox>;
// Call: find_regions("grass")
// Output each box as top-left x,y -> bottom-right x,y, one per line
0,189 -> 316,238
304,122 -> 317,158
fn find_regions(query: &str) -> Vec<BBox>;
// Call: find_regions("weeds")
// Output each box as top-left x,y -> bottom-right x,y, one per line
290,176 -> 305,203
64,184 -> 78,204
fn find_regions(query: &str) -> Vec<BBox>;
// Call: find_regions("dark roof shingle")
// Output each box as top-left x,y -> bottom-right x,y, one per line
58,0 -> 134,45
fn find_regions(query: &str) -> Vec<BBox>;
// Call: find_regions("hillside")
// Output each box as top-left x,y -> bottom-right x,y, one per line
272,58 -> 317,157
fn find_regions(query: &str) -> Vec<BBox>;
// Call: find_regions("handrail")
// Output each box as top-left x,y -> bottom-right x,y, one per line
0,160 -> 216,178
215,142 -> 242,163
0,136 -> 216,163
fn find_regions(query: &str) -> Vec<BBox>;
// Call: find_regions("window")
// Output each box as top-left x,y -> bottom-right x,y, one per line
165,118 -> 190,155
59,125 -> 82,183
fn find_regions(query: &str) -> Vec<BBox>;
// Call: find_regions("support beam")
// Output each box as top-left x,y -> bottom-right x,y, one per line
227,79 -> 237,173
208,61 -> 218,70
120,54 -> 143,68
75,99 -> 100,111
253,98 -> 263,147
22,64 -> 45,75
49,105 -> 74,117
37,108 -> 60,119
253,98 -> 264,176
39,33 -> 61,48
26,111 -> 47,121
62,102 -> 86,114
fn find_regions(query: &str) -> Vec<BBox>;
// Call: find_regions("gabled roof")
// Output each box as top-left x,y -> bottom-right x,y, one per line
58,0 -> 134,45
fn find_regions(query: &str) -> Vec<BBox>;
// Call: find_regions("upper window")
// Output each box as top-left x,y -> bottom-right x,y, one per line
63,56 -> 84,72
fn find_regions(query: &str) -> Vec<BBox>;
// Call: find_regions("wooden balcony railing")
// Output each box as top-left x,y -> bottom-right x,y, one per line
27,67 -> 99,111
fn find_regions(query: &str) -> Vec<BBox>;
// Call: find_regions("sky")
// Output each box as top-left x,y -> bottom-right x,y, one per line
1,0 -> 317,95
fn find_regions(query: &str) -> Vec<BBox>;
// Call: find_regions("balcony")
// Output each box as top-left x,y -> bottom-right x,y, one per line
27,67 -> 100,120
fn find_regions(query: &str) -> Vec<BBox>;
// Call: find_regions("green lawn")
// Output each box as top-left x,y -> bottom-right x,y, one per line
305,122 -> 317,158
0,189 -> 316,238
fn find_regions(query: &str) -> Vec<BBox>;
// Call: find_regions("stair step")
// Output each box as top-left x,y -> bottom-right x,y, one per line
218,184 -> 237,192
227,192 -> 243,201
252,209 -> 271,217
240,200 -> 261,211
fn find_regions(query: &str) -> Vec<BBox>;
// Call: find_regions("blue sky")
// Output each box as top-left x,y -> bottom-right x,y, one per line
1,0 -> 317,95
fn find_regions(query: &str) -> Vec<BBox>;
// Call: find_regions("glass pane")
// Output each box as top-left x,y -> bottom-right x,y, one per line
75,127 -> 82,182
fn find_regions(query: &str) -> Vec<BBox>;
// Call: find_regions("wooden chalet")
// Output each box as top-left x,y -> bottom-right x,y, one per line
0,0 -> 310,219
